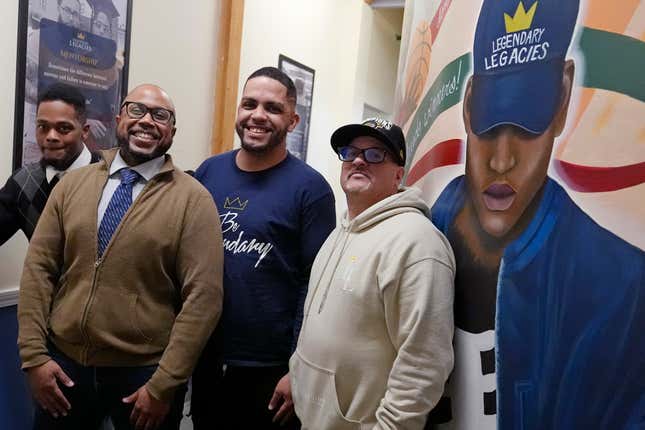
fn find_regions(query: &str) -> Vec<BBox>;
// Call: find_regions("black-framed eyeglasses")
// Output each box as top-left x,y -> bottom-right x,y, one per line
337,146 -> 389,164
121,102 -> 175,125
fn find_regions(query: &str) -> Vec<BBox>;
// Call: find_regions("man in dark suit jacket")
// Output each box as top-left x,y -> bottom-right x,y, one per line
0,83 -> 100,245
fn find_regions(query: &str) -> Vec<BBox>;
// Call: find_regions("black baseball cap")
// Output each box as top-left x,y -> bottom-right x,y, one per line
330,118 -> 406,166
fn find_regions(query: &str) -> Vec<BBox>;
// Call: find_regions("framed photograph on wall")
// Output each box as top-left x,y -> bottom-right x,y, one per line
278,54 -> 315,162
13,0 -> 133,169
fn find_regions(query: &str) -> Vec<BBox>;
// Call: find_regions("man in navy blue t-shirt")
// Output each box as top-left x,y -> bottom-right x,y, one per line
191,67 -> 336,429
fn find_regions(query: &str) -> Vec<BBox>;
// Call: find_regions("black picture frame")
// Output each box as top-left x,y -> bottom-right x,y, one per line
278,54 -> 315,162
13,0 -> 133,170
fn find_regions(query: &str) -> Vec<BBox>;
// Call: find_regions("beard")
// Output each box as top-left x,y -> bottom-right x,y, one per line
116,132 -> 168,166
236,123 -> 287,154
42,153 -> 78,170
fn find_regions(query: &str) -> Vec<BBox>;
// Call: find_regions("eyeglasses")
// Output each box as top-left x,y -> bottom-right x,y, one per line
121,102 -> 175,125
337,146 -> 389,164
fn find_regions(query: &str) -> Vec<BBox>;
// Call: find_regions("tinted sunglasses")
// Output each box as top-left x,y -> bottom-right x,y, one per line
337,146 -> 390,164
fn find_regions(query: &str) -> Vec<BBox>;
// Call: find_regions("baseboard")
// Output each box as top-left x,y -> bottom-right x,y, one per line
0,287 -> 19,308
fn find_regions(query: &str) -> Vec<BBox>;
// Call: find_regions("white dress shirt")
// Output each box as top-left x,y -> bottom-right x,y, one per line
45,144 -> 92,184
97,151 -> 165,227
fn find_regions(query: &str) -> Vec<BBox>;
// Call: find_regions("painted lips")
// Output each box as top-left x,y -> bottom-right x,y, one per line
483,183 -> 516,211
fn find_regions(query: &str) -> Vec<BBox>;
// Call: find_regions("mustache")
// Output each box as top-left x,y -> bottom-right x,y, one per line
347,167 -> 369,177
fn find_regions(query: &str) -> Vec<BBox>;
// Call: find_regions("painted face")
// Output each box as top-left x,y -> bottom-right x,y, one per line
58,0 -> 81,27
116,85 -> 176,165
340,136 -> 404,209
92,11 -> 111,38
464,124 -> 555,239
462,61 -> 574,241
235,76 -> 298,154
36,100 -> 88,170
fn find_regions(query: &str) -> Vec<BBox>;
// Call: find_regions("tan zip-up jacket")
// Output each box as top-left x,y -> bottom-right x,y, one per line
291,187 -> 455,429
18,149 -> 223,402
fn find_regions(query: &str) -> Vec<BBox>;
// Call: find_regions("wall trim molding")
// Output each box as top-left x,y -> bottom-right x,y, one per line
210,0 -> 244,156
0,287 -> 19,308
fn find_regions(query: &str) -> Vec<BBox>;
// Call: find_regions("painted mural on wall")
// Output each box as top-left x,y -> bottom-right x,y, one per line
394,0 -> 645,429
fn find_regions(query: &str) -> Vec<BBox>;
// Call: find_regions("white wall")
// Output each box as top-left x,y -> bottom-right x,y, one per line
129,0 -> 220,171
0,0 -> 220,294
238,1 -> 401,211
364,8 -> 404,116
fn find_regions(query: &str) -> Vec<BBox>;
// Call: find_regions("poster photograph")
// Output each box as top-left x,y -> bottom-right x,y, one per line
278,54 -> 315,162
393,0 -> 645,428
13,0 -> 132,169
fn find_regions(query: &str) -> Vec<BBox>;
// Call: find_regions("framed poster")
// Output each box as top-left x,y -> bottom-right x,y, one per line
13,0 -> 133,169
278,54 -> 315,162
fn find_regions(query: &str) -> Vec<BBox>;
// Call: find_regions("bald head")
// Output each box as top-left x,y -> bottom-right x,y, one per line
116,83 -> 177,166
124,84 -> 176,113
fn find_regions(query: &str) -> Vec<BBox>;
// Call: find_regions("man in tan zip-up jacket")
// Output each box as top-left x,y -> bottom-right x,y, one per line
290,118 -> 455,429
18,84 -> 223,430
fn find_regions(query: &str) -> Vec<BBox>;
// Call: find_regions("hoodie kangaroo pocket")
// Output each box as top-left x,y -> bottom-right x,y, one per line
290,351 -> 362,430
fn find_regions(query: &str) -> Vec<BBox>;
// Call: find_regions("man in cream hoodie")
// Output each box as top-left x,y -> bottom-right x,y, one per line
290,118 -> 455,429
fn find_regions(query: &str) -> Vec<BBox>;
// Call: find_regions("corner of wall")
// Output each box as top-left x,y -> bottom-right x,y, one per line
0,288 -> 19,308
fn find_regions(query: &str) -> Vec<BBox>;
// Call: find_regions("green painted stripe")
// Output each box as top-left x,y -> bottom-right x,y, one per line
577,27 -> 645,102
402,27 -> 644,167
405,53 -> 472,168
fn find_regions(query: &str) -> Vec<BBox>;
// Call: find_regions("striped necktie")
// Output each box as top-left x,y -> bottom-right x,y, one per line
97,168 -> 140,257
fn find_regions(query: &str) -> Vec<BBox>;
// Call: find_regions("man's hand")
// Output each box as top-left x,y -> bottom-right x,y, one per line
26,360 -> 74,418
268,373 -> 295,426
122,385 -> 170,430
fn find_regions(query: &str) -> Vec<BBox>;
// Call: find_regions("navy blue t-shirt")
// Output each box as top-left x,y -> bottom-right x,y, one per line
195,150 -> 336,366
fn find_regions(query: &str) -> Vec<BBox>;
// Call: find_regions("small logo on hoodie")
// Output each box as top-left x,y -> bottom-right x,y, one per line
340,256 -> 357,292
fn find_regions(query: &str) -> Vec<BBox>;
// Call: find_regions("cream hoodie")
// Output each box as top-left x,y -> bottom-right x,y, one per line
291,187 -> 455,429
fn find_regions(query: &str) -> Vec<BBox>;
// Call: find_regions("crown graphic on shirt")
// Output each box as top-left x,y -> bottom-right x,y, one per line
76,31 -> 86,40
504,1 -> 538,33
224,196 -> 248,211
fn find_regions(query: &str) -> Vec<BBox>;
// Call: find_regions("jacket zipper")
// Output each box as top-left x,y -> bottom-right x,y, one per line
79,258 -> 101,364
77,173 -> 155,363
78,167 -> 111,365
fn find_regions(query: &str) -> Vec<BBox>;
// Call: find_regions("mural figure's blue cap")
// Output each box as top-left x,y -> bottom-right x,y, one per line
470,0 -> 579,135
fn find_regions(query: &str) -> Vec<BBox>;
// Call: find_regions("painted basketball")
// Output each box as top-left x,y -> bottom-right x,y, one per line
397,20 -> 433,125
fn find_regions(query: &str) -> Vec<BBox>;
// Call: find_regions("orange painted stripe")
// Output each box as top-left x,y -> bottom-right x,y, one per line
555,87 -> 595,159
556,0 -> 641,157
584,0 -> 640,36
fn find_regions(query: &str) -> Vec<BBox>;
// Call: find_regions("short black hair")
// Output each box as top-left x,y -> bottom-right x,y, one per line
37,83 -> 87,123
246,67 -> 297,106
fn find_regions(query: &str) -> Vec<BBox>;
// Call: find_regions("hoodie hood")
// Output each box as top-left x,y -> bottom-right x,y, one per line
342,186 -> 431,232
